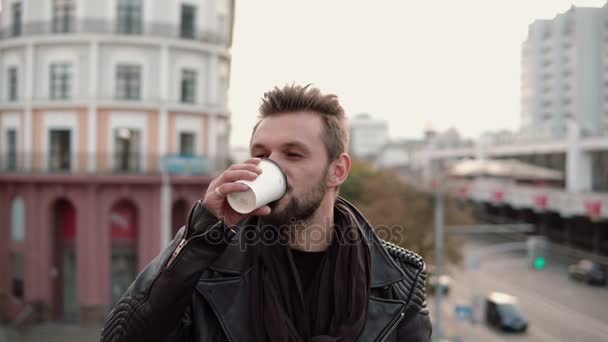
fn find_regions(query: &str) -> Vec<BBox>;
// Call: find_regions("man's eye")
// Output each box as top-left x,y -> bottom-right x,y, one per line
287,153 -> 302,158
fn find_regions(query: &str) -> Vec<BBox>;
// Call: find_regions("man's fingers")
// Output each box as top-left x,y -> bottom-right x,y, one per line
215,182 -> 250,196
226,163 -> 263,174
219,170 -> 259,183
250,205 -> 271,216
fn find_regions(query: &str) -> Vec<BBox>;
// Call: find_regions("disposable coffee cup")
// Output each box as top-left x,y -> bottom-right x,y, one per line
227,159 -> 287,214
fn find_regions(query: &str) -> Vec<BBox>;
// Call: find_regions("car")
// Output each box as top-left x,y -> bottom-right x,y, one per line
567,259 -> 607,286
425,265 -> 451,296
428,274 -> 452,296
484,292 -> 528,333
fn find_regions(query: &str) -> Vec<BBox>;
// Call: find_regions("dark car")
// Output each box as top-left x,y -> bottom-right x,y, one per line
568,259 -> 607,286
485,292 -> 528,333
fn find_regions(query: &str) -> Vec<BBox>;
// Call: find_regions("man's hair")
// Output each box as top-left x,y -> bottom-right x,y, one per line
255,84 -> 348,161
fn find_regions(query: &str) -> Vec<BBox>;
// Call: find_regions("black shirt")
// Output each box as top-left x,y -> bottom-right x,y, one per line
290,248 -> 327,293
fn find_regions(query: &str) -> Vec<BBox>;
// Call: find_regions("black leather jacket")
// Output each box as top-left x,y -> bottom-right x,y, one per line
100,199 -> 432,342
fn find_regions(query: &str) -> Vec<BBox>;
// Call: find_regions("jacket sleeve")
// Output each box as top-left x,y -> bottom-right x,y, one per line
100,200 -> 233,342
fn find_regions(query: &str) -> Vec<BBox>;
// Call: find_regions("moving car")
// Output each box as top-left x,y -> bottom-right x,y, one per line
484,292 -> 528,333
568,259 -> 607,286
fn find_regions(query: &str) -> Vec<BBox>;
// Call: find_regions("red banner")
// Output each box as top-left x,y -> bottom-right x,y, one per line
533,195 -> 548,210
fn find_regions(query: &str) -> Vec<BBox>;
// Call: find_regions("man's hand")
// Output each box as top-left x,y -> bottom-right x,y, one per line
203,158 -> 272,227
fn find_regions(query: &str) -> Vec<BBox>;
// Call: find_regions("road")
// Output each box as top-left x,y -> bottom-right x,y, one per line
429,234 -> 608,342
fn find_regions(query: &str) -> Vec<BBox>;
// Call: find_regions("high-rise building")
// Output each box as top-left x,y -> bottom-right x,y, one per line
349,113 -> 389,160
0,0 -> 234,323
521,4 -> 608,137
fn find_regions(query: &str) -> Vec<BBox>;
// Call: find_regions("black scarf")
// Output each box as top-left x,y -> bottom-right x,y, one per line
251,198 -> 371,342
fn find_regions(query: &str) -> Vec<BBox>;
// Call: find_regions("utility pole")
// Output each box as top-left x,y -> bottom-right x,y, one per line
434,188 -> 445,341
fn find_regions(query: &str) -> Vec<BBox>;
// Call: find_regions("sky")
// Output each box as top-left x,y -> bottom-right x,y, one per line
227,0 -> 607,149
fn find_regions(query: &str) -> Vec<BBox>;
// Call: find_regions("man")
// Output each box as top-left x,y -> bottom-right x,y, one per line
101,84 -> 432,342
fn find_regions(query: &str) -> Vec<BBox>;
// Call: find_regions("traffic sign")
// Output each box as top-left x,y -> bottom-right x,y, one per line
454,305 -> 472,322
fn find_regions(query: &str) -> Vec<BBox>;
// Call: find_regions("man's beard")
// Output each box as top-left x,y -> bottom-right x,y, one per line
261,167 -> 328,229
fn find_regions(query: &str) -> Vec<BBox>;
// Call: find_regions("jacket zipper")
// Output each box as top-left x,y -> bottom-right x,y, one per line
167,238 -> 188,268
378,311 -> 405,342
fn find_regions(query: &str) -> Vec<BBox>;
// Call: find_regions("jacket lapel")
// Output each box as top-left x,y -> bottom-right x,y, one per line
358,297 -> 406,341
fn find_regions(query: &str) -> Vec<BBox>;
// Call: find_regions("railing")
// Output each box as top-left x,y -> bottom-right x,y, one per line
0,152 -> 229,175
0,19 -> 230,46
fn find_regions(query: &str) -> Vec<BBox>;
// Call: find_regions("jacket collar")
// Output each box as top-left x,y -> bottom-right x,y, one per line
207,196 -> 406,287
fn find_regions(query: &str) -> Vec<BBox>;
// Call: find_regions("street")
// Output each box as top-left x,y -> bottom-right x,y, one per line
430,234 -> 608,342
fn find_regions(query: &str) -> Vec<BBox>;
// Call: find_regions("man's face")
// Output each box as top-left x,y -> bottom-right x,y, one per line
250,111 -> 331,225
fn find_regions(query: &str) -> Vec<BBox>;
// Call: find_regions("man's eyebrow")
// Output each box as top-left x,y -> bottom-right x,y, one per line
251,141 -> 311,151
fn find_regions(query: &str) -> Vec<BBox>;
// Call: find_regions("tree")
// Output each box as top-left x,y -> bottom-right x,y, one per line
341,159 -> 472,266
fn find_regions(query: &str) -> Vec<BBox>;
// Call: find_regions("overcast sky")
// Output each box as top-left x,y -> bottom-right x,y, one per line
228,0 -> 607,148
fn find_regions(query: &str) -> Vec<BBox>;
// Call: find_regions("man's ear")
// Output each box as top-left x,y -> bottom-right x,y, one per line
327,153 -> 351,188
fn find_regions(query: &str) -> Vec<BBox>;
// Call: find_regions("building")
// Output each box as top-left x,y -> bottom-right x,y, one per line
521,4 -> 608,138
348,113 -> 389,160
0,0 -> 234,324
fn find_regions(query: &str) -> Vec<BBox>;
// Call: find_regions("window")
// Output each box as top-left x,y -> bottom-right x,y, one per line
6,129 -> 18,171
117,0 -> 143,34
50,63 -> 72,100
218,75 -> 228,103
10,197 -> 25,242
53,0 -> 75,33
11,254 -> 24,299
49,129 -> 71,171
217,14 -> 226,42
115,64 -> 141,100
180,5 -> 196,39
179,132 -> 195,156
12,2 -> 22,37
8,67 -> 18,101
181,69 -> 196,103
114,128 -> 141,172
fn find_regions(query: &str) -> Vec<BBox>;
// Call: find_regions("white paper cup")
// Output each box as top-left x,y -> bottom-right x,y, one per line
227,159 -> 287,214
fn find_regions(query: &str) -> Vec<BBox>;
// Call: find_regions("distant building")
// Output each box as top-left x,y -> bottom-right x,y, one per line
521,4 -> 608,137
0,0 -> 234,324
375,139 -> 424,169
348,113 -> 389,160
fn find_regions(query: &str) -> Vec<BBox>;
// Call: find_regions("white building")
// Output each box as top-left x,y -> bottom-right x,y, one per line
0,0 -> 234,174
348,113 -> 389,159
0,0 -> 234,323
521,4 -> 608,138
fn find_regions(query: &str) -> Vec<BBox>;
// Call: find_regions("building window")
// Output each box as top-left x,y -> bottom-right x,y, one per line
8,67 -> 18,101
117,0 -> 143,34
12,2 -> 22,37
49,129 -> 71,172
114,128 -> 141,172
181,69 -> 196,103
217,14 -> 227,42
115,64 -> 141,100
10,197 -> 25,242
53,0 -> 75,33
179,132 -> 195,156
6,129 -> 18,171
218,75 -> 228,104
50,63 -> 72,100
180,4 -> 196,39
11,254 -> 24,299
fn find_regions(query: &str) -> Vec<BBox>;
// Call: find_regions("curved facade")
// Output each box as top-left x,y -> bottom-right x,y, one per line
0,0 -> 234,324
